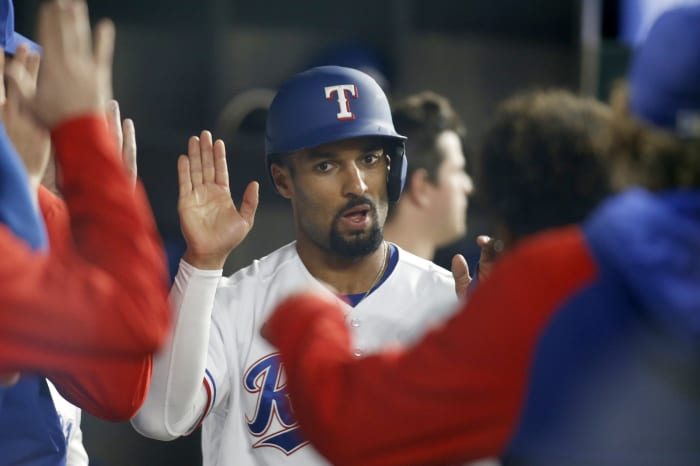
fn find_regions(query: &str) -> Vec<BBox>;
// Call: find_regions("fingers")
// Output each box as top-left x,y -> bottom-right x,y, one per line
450,253 -> 471,301
93,19 -> 115,71
476,235 -> 504,260
189,130 -> 218,186
26,50 -> 41,84
71,0 -> 92,58
239,181 -> 260,227
30,0 -> 114,126
188,135 -> 203,187
213,139 -> 229,188
105,100 -> 123,150
36,2 -> 57,60
177,154 -> 192,196
5,44 -> 30,113
93,19 -> 115,102
5,59 -> 36,108
476,235 -> 491,248
200,130 -> 215,184
122,118 -> 137,185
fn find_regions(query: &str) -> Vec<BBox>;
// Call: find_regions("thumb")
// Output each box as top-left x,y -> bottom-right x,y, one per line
451,253 -> 471,301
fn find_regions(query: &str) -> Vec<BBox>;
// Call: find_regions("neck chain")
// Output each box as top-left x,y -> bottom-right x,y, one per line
358,241 -> 388,305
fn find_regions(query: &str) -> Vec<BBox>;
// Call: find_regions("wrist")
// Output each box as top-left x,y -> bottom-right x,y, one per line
182,250 -> 226,270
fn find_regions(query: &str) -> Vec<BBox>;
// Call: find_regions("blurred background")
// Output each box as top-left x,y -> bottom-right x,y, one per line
13,0 -> 695,464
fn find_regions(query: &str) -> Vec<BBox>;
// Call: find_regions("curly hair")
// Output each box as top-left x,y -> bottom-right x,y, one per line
606,82 -> 700,191
477,89 -> 612,242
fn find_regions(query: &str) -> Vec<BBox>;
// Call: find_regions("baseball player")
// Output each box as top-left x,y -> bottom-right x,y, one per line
133,66 -> 463,465
0,1 -> 170,464
263,6 -> 700,466
384,91 -> 474,261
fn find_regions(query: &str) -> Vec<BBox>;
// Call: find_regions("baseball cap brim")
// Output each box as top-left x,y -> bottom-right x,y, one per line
5,32 -> 41,55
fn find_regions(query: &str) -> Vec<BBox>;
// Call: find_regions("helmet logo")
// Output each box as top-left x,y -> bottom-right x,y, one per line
324,84 -> 359,121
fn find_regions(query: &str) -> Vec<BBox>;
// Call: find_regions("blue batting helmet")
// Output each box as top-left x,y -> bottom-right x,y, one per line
265,65 -> 407,202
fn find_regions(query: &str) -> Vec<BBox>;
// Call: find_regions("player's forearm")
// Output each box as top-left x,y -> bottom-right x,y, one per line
51,114 -> 171,351
0,114 -> 169,367
269,229 -> 599,466
46,356 -> 152,422
132,260 -> 220,439
269,294 -> 512,466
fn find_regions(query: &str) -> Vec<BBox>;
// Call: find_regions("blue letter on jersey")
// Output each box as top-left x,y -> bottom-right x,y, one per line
243,353 -> 308,454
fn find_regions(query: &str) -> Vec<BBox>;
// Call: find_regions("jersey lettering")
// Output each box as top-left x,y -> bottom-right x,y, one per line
243,353 -> 308,455
324,84 -> 359,120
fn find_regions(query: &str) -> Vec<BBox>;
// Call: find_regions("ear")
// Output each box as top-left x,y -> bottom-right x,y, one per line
406,168 -> 433,208
270,163 -> 293,199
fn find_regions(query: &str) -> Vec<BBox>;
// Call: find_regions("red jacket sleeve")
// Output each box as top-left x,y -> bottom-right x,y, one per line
0,115 -> 170,421
265,227 -> 597,466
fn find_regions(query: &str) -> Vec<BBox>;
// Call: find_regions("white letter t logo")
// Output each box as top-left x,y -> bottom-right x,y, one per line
324,84 -> 359,120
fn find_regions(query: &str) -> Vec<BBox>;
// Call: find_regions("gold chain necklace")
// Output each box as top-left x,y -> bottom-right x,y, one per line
357,241 -> 388,305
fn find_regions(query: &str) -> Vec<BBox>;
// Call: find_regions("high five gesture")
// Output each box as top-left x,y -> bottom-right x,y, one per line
178,130 -> 259,269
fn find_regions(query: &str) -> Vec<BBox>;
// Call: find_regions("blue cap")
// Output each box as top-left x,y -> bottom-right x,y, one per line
0,0 -> 40,55
629,4 -> 700,138
264,66 -> 408,201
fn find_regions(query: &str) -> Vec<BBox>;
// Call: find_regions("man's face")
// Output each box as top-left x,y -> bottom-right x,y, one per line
283,137 -> 389,258
429,130 -> 473,245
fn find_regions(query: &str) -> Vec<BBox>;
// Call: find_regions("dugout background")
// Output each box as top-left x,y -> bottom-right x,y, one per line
13,1 -> 633,464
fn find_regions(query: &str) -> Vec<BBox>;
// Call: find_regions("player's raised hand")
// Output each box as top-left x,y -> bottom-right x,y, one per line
451,254 -> 471,301
1,44 -> 50,195
4,0 -> 114,128
179,130 -> 259,269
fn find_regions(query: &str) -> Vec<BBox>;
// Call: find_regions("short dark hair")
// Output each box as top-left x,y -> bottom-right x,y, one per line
392,91 -> 467,184
477,89 -> 612,242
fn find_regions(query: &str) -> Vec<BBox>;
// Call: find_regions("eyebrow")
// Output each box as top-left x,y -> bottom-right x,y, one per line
306,144 -> 384,160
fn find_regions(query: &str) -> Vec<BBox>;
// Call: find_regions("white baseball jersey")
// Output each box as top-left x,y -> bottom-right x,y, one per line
47,381 -> 89,466
133,242 -> 458,466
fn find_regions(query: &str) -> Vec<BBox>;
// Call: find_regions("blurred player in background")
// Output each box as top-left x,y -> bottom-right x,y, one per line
383,91 -> 474,261
476,89 -> 612,250
0,1 -> 170,464
133,65 -> 470,465
264,5 -> 700,465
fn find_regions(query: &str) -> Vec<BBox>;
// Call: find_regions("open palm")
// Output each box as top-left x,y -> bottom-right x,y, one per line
178,130 -> 259,269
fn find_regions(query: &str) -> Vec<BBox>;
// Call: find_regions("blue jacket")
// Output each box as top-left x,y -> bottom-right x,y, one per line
0,122 -> 65,466
507,188 -> 700,465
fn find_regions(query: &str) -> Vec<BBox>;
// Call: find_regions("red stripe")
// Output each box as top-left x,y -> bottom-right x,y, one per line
189,377 -> 212,434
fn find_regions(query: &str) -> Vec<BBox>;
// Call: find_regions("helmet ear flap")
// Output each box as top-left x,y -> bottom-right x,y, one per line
387,143 -> 407,202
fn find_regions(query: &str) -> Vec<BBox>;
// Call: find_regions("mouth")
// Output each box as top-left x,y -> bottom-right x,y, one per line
340,204 -> 372,229
344,205 -> 370,221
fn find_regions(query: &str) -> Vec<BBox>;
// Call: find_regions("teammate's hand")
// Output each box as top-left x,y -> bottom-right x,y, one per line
178,130 -> 259,269
476,235 -> 504,281
105,100 -> 137,189
451,254 -> 471,301
4,0 -> 115,128
1,45 -> 50,195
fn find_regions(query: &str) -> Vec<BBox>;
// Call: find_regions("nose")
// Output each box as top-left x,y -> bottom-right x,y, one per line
342,164 -> 368,197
